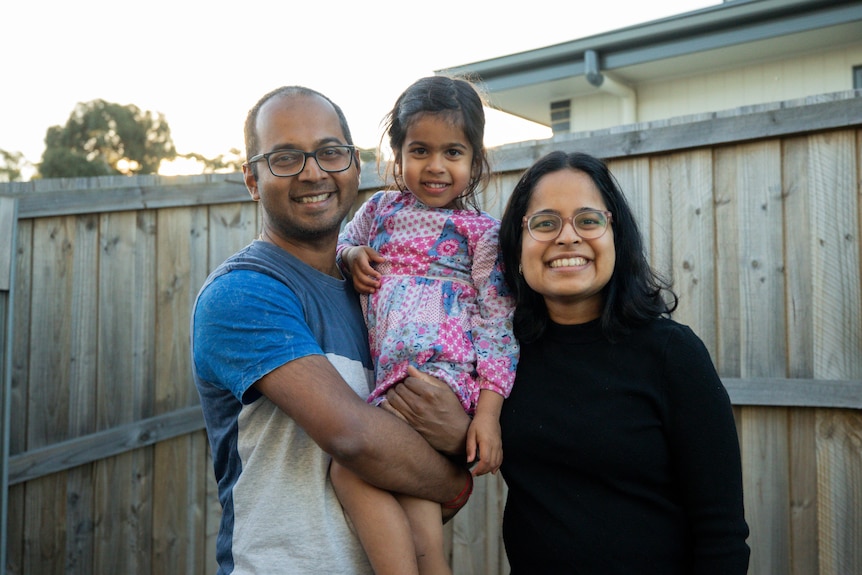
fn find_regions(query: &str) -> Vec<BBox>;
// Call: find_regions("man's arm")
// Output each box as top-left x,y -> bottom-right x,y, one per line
255,354 -> 468,504
383,366 -> 472,457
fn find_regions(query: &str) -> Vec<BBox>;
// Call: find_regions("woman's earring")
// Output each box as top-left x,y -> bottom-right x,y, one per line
518,264 -> 523,275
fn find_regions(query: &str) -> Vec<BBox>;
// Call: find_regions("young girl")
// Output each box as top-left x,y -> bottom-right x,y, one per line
331,76 -> 519,575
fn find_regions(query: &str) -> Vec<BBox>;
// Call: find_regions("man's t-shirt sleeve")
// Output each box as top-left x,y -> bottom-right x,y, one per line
192,269 -> 322,403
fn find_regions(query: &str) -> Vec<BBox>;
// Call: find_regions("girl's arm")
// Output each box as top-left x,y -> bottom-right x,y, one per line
465,221 -> 518,474
469,222 -> 519,400
336,191 -> 382,272
468,389 -> 505,475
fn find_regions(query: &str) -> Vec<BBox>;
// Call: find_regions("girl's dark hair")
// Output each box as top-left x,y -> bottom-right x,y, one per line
499,151 -> 678,343
381,75 -> 490,211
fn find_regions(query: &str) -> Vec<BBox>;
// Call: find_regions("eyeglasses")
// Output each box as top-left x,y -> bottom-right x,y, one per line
522,210 -> 613,242
247,145 -> 356,177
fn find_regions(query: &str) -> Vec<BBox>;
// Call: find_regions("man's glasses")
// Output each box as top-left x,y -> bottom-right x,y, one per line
522,210 -> 613,242
247,145 -> 356,177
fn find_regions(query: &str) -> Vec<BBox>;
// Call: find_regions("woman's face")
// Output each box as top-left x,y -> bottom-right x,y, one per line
520,168 -> 615,324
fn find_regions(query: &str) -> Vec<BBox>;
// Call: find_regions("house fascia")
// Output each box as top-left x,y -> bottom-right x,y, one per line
438,0 -> 862,95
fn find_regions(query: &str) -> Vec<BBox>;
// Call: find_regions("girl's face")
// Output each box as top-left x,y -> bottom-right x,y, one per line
520,168 -> 616,324
398,113 -> 474,209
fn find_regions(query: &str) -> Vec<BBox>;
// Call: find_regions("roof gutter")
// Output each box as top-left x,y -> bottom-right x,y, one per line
438,0 -> 862,90
584,49 -> 637,124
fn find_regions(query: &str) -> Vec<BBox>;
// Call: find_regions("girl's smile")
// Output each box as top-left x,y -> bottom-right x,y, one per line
399,112 -> 474,210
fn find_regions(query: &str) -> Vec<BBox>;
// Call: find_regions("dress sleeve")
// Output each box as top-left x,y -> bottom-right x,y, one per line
661,324 -> 750,575
469,221 -> 519,399
336,192 -> 381,273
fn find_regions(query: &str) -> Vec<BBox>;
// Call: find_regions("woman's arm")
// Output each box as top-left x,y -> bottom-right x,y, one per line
664,325 -> 750,574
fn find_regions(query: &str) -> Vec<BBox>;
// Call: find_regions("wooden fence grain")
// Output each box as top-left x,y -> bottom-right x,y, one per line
1,92 -> 861,574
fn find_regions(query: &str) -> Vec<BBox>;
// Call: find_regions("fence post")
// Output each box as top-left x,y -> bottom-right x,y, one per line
0,195 -> 18,573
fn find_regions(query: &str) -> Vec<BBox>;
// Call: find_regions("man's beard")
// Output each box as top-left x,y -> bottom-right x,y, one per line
269,208 -> 347,241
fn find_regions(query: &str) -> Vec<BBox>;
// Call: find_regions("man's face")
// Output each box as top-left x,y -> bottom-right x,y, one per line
243,94 -> 360,244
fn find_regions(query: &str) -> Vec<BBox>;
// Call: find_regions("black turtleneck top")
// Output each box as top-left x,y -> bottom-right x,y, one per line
500,317 -> 750,575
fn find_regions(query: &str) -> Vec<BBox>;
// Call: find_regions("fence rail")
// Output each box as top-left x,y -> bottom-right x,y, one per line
6,377 -> 860,488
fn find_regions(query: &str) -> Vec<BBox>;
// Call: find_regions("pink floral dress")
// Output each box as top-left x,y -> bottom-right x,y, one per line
337,190 -> 518,413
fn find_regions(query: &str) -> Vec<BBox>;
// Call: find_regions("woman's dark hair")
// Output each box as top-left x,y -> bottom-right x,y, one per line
381,75 -> 490,211
499,151 -> 678,343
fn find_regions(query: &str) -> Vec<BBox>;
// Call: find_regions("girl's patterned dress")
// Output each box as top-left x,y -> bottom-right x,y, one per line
337,190 -> 518,413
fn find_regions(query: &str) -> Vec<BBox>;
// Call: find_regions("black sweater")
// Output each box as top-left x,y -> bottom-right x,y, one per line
500,317 -> 750,575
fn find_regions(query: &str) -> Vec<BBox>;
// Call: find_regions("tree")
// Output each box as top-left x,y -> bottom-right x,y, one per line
0,148 -> 26,182
359,147 -> 377,165
179,149 -> 245,174
38,99 -> 177,178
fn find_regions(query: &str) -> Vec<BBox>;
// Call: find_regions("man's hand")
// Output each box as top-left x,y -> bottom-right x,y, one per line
382,366 -> 471,457
342,246 -> 384,294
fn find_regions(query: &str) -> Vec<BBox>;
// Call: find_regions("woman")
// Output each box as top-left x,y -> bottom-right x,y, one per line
496,151 -> 750,574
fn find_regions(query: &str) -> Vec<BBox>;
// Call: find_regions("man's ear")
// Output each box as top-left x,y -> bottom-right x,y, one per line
243,163 -> 260,201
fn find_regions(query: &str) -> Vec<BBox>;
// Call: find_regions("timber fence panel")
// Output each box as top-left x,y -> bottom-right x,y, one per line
94,210 -> 157,574
152,206 -> 211,574
738,140 -> 792,575
2,96 -> 861,575
714,147 -> 743,377
648,155 -> 675,298
27,215 -> 86,573
606,157 -> 651,254
450,473 -> 509,575
64,213 -> 101,575
668,149 -> 716,351
808,130 -> 862,575
782,134 -> 821,575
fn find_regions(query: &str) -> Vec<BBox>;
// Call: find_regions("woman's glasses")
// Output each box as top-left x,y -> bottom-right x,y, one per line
522,210 -> 612,242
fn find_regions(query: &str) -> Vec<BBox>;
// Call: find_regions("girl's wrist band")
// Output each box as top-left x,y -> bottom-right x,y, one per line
443,472 -> 474,509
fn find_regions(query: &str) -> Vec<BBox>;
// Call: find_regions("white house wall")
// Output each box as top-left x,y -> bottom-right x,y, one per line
567,43 -> 862,134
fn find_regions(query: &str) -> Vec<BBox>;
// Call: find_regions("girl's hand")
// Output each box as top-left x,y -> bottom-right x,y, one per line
467,412 -> 503,476
343,246 -> 384,294
467,389 -> 505,475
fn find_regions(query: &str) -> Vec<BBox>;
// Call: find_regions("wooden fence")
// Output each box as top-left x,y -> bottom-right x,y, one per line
1,91 -> 860,574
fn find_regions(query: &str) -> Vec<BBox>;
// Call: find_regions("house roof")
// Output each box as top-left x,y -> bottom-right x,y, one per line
437,0 -> 862,126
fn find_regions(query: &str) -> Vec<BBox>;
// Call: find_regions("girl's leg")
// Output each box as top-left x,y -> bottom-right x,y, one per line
397,494 -> 452,575
330,461 -> 419,575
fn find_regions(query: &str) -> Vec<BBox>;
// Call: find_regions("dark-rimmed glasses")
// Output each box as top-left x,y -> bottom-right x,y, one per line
247,145 -> 356,177
522,210 -> 613,242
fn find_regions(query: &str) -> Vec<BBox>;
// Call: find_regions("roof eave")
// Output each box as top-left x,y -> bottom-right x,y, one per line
437,0 -> 862,92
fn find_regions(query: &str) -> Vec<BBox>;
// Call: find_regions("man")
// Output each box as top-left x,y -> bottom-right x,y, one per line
191,86 -> 472,574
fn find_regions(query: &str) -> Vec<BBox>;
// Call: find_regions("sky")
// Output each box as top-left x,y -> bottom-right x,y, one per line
1,0 -> 719,178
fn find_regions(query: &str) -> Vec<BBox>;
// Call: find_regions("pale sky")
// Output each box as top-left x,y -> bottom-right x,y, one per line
2,0 -> 718,178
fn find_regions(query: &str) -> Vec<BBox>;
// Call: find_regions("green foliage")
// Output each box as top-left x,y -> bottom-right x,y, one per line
38,99 -> 177,179
0,148 -> 25,182
359,147 -> 377,164
180,148 -> 244,173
